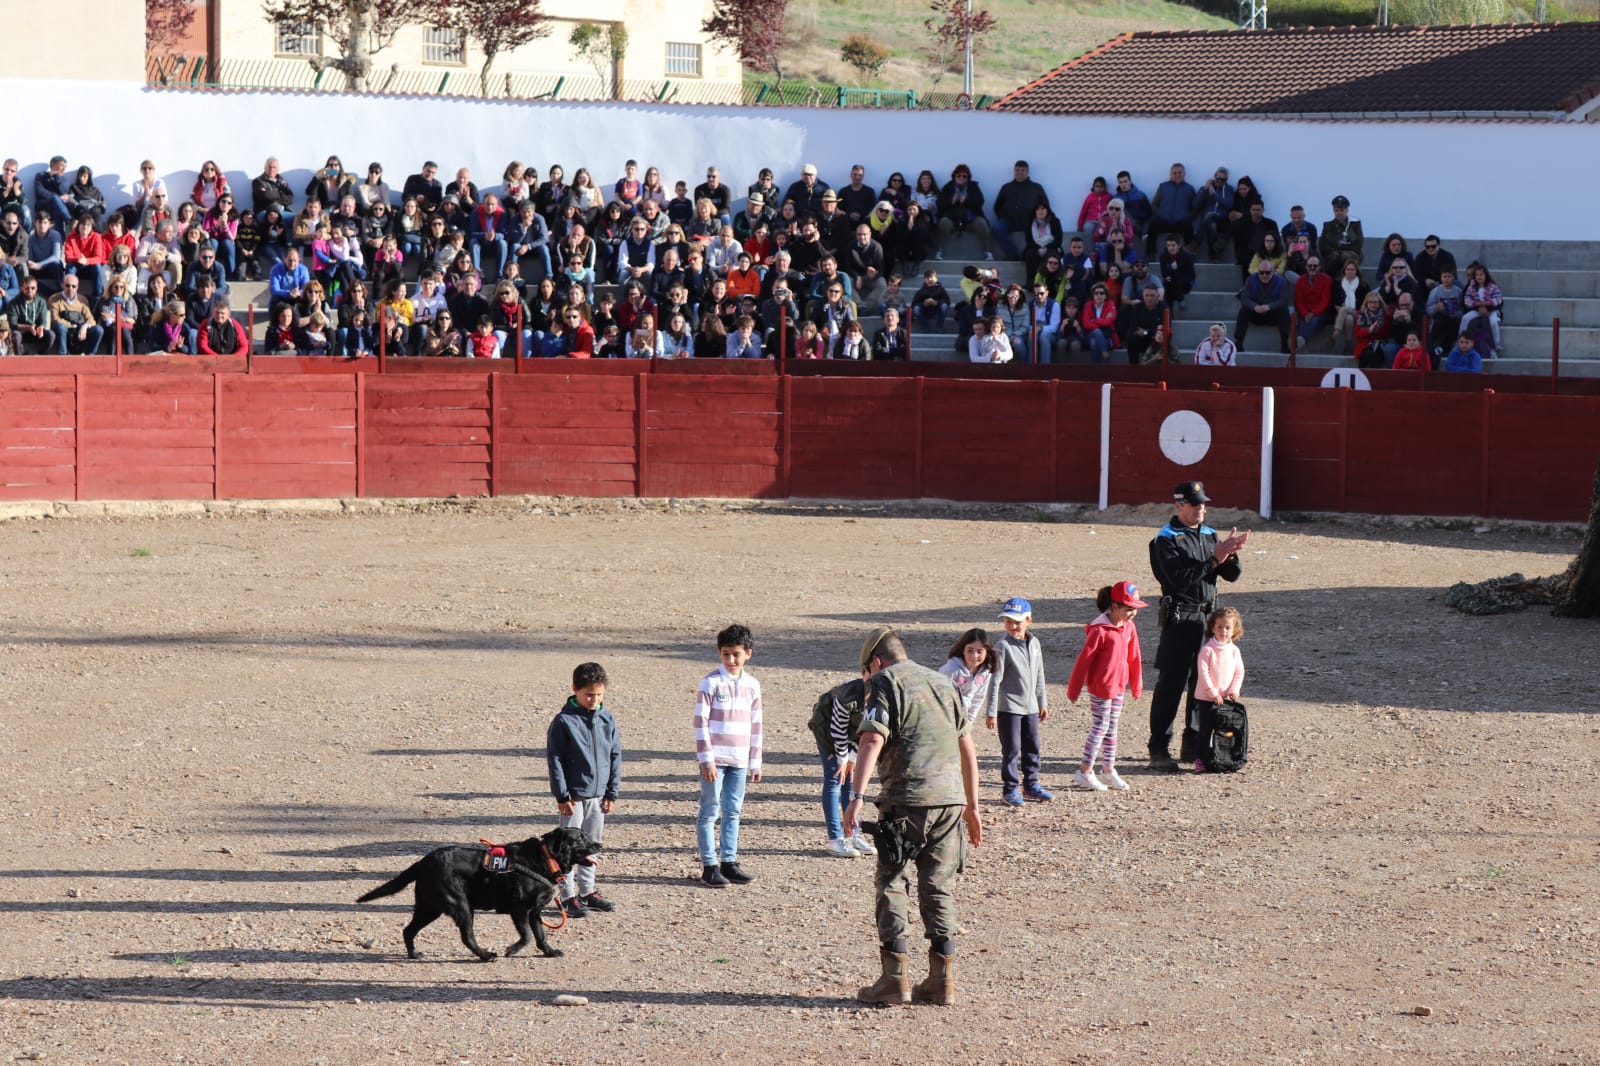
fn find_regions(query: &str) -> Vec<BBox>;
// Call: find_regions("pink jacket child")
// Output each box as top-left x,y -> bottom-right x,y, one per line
1195,622 -> 1245,704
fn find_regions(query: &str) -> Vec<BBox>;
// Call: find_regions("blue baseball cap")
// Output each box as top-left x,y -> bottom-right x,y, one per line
999,597 -> 1032,620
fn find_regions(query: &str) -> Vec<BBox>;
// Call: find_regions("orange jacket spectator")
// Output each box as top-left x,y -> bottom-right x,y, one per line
726,265 -> 761,300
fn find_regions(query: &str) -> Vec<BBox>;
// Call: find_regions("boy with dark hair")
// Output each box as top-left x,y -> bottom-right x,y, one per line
694,624 -> 763,888
547,661 -> 621,917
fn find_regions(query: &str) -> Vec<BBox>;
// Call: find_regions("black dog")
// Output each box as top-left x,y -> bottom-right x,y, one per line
356,827 -> 601,961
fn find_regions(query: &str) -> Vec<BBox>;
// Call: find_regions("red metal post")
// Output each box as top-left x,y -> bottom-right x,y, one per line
378,308 -> 387,373
114,306 -> 123,358
1551,316 -> 1560,394
355,372 -> 367,497
1030,322 -> 1039,366
1479,388 -> 1494,517
246,304 -> 254,373
73,374 -> 84,501
1288,310 -> 1298,371
779,374 -> 792,498
1337,385 -> 1350,512
1048,378 -> 1060,500
780,302 -> 789,365
488,372 -> 500,497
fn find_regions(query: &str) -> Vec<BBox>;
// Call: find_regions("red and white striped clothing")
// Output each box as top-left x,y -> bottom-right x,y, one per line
694,666 -> 763,772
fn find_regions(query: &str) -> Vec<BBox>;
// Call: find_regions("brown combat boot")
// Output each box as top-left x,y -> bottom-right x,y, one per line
912,950 -> 955,1005
856,949 -> 911,1005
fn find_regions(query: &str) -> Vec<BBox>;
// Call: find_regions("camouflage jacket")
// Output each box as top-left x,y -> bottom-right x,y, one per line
860,659 -> 969,808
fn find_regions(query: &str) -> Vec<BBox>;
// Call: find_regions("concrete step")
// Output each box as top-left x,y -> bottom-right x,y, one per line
1173,291 -> 1600,328
1393,240 -> 1599,272
1166,317 -> 1600,360
914,257 -> 1025,285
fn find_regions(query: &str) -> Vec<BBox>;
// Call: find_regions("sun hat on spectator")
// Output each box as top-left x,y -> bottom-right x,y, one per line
999,597 -> 1032,621
801,163 -> 818,176
821,190 -> 839,202
749,193 -> 765,205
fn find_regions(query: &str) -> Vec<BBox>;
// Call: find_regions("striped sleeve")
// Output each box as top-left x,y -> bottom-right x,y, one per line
829,693 -> 854,760
693,673 -> 715,766
747,678 -> 763,774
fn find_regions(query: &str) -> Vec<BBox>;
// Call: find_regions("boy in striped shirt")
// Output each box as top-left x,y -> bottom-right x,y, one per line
695,624 -> 763,888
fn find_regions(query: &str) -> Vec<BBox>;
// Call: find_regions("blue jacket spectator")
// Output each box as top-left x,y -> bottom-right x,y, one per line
1149,163 -> 1198,252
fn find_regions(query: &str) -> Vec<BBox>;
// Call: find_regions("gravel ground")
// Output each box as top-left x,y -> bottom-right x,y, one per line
0,500 -> 1596,1066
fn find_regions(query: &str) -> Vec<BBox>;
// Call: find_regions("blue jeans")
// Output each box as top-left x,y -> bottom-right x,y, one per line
1296,311 -> 1327,345
515,243 -> 553,279
398,232 -> 423,262
212,237 -> 238,279
1087,327 -> 1113,363
819,751 -> 843,841
55,322 -> 103,354
697,765 -> 748,865
470,235 -> 507,276
993,217 -> 1023,259
916,301 -> 948,332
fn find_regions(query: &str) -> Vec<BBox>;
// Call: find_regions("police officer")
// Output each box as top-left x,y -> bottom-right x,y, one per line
1148,481 -> 1249,771
843,627 -> 982,1007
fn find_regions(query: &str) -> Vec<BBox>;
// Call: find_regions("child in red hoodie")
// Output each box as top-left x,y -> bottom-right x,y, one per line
1066,580 -> 1146,792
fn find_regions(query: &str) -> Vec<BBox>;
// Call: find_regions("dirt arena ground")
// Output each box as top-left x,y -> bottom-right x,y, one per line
0,499 -> 1596,1066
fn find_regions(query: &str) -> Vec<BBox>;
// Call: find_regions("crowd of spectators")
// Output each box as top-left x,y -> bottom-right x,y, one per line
0,153 -> 1498,368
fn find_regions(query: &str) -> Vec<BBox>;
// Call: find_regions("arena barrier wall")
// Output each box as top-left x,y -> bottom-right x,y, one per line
2,363 -> 1598,522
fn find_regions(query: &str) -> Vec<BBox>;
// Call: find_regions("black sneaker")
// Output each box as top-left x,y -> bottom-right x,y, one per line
720,862 -> 755,885
701,864 -> 730,888
561,897 -> 589,918
1150,750 -> 1181,774
582,892 -> 616,913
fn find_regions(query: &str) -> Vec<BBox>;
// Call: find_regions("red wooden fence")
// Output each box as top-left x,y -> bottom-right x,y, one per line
3,369 -> 1599,522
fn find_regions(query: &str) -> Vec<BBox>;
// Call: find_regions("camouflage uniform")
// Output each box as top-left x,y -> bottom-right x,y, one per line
860,658 -> 970,951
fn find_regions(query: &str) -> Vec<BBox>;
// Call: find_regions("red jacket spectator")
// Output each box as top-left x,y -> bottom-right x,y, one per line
1080,295 -> 1119,345
726,265 -> 761,300
63,228 -> 106,266
1294,270 -> 1332,319
568,320 -> 596,358
198,312 -> 248,356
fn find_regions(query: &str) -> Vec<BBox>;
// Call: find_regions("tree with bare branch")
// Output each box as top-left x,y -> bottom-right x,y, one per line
922,0 -> 997,88
702,0 -> 789,82
430,0 -> 554,96
262,0 -> 420,91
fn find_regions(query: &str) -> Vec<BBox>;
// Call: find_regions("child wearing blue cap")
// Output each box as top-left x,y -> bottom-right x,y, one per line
984,596 -> 1052,806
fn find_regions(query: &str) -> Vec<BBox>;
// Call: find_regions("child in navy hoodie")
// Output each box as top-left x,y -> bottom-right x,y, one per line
1066,581 -> 1146,792
546,661 -> 622,917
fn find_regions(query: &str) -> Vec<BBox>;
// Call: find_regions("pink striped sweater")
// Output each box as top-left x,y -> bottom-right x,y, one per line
694,666 -> 763,771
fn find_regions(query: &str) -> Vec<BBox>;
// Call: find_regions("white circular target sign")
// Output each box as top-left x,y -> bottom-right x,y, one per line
1158,410 -> 1212,466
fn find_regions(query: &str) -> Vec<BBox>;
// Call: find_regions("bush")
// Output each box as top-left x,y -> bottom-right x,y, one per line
840,32 -> 891,80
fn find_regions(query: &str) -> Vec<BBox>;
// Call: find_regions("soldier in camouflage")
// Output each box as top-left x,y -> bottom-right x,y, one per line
843,627 -> 982,1007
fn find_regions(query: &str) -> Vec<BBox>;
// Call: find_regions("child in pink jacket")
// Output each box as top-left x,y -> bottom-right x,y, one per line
1066,580 -> 1146,792
1194,608 -> 1245,773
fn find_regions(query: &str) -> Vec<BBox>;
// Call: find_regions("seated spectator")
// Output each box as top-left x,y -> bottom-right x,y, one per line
134,273 -> 170,350
262,302 -> 301,354
912,268 -> 951,332
1353,290 -> 1391,368
872,307 -> 908,361
726,252 -> 761,301
468,314 -> 501,359
150,299 -> 188,354
469,192 -> 508,277
842,225 -> 885,290
979,315 -> 1015,364
185,242 -> 228,299
488,280 -> 531,358
0,210 -> 28,279
1318,195 -> 1364,279
259,208 -> 288,267
1413,235 -> 1456,293
998,283 -> 1031,345
807,255 -> 854,311
251,156 -> 294,219
62,213 -> 106,302
1148,163 -> 1197,256
1378,259 -> 1421,307
1459,261 -> 1504,357
127,159 -> 166,222
936,163 -> 994,261
625,311 -> 666,359
1280,206 -> 1316,275
1426,268 -> 1464,360
445,167 -> 480,214
371,234 -> 405,291
538,316 -> 571,358
1113,171 -> 1152,245
1444,331 -> 1482,373
706,224 -> 743,278
612,160 -> 643,214
48,274 -> 101,354
733,193 -> 772,243
1121,260 -> 1163,311
1294,256 -> 1333,348
1057,295 -> 1087,356
419,308 -> 462,357
1328,261 -> 1369,355
1080,283 -> 1119,363
854,266 -> 886,315
809,280 -> 857,347
1159,235 -> 1195,310
96,273 -> 136,353
834,164 -> 877,226
692,309 -> 727,358
1075,176 -> 1111,237
1123,284 -> 1169,365
7,275 -> 51,352
879,273 -> 907,318
446,272 -> 490,335
198,297 -> 248,356
192,160 -> 230,213
1060,235 -> 1096,304
992,160 -> 1047,260
1021,202 -> 1065,286
614,282 -> 656,334
183,274 -> 219,351
614,215 -> 656,285
900,200 -> 933,267
1092,201 -> 1135,261
0,256 -> 17,304
1248,232 -> 1288,283
784,163 -> 830,219
666,181 -> 694,228
687,199 -> 720,247
235,209 -> 264,280
1234,262 -> 1291,355
553,221 -> 594,279
1023,282 -> 1060,364
830,317 -> 869,360
695,166 -> 734,224
1194,323 -> 1237,367
26,213 -> 64,294
1376,233 -> 1414,278
34,155 -> 71,226
1232,200 -> 1279,280
1390,329 -> 1430,371
1383,292 -> 1423,364
1193,167 -> 1234,259
64,165 -> 106,227
268,247 -> 310,313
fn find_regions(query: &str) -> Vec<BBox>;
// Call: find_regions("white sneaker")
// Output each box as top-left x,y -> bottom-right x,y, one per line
934,249 -> 944,260
825,838 -> 856,858
849,833 -> 877,856
1073,769 -> 1107,791
984,251 -> 994,261
1098,767 -> 1130,790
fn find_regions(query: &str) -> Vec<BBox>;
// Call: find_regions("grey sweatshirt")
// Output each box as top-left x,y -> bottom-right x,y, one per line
985,632 -> 1048,718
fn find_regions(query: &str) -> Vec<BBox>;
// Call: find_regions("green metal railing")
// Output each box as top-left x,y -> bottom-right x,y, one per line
146,56 -> 993,110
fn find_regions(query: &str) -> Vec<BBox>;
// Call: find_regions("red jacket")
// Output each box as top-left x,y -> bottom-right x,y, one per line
64,230 -> 106,266
1067,613 -> 1144,702
1294,271 -> 1332,317
568,321 -> 595,358
1354,307 -> 1390,353
198,315 -> 248,356
1391,344 -> 1429,371
1080,297 -> 1119,345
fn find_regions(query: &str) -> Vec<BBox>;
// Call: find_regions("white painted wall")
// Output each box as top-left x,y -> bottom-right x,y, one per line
3,79 -> 1595,241
0,1 -> 144,82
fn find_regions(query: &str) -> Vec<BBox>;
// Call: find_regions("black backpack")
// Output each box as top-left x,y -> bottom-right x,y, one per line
1206,699 -> 1249,772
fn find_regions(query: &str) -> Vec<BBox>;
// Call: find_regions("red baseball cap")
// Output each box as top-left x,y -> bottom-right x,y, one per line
1110,580 -> 1149,609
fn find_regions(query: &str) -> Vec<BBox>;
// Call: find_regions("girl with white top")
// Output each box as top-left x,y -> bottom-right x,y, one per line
1194,323 -> 1237,366
938,628 -> 995,724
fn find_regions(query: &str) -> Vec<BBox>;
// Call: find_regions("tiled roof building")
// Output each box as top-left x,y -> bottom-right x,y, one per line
993,23 -> 1600,120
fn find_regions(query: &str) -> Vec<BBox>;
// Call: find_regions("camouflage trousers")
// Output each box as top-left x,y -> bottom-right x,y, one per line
874,804 -> 966,950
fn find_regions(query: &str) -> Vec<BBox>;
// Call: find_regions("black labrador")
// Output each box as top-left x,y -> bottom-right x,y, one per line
356,827 -> 601,961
